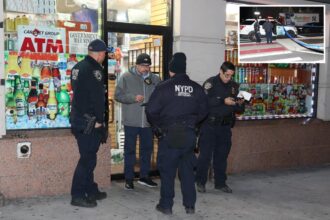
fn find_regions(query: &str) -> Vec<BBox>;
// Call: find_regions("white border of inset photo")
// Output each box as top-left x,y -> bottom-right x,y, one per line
238,5 -> 326,64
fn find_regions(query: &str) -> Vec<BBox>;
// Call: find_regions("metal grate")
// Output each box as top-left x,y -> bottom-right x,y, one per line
128,42 -> 162,76
117,130 -> 125,149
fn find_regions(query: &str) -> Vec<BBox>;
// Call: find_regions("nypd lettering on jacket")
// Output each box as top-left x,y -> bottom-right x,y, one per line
175,85 -> 193,97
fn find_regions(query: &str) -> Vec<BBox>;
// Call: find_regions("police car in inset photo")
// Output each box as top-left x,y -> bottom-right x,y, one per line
240,18 -> 298,42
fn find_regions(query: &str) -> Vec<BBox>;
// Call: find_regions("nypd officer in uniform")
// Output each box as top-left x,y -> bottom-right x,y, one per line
196,61 -> 244,194
70,39 -> 109,208
146,53 -> 208,215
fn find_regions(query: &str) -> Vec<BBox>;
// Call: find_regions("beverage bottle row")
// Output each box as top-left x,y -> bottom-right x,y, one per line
269,75 -> 299,84
6,76 -> 70,122
234,67 -> 268,84
6,52 -> 76,100
4,15 -> 30,32
225,49 -> 238,66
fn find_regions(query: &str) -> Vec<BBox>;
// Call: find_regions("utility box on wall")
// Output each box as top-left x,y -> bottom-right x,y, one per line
17,142 -> 32,158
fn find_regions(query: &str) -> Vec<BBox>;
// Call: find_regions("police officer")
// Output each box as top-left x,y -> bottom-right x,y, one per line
254,18 -> 261,43
70,39 -> 109,208
196,61 -> 244,194
262,18 -> 274,44
146,53 -> 208,215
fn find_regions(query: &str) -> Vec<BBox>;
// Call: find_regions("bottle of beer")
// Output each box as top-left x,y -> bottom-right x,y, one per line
51,63 -> 61,92
32,61 -> 41,86
57,85 -> 70,117
14,76 -> 26,117
20,53 -> 32,80
47,79 -> 58,120
23,80 -> 30,100
7,51 -> 21,78
36,84 -> 46,121
40,61 -> 51,96
27,80 -> 38,119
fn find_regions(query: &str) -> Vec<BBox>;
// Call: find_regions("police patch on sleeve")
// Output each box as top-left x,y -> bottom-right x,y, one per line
204,82 -> 212,90
93,70 -> 102,81
72,69 -> 79,80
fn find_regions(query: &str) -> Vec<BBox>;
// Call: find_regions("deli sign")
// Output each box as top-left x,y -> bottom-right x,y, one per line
18,25 -> 66,53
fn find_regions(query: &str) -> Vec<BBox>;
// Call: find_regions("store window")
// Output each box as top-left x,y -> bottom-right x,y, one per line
225,3 -> 317,120
3,0 -> 103,130
107,0 -> 171,26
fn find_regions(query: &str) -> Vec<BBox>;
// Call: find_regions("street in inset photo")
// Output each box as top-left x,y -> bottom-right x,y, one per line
239,5 -> 325,63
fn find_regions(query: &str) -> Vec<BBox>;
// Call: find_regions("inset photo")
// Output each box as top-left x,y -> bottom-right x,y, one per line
239,5 -> 325,63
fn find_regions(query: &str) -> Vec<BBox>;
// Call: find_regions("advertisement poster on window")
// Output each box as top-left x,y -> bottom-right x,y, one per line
17,25 -> 66,54
68,31 -> 98,54
5,26 -> 77,130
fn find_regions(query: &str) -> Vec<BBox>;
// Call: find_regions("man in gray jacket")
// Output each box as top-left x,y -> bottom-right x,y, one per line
115,53 -> 160,190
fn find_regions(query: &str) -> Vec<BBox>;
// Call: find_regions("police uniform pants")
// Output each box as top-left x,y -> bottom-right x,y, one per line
71,131 -> 101,199
196,122 -> 232,187
266,31 -> 272,43
124,126 -> 153,180
157,129 -> 197,209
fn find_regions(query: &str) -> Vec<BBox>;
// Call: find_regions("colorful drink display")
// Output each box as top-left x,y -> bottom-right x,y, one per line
225,49 -> 313,118
238,83 -> 310,117
4,51 -> 83,129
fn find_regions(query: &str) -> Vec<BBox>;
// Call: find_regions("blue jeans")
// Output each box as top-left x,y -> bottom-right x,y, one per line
157,128 -> 197,209
71,131 -> 101,199
124,126 -> 153,180
196,122 -> 232,187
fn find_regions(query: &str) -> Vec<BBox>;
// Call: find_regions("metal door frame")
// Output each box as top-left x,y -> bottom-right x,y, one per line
102,1 -> 173,179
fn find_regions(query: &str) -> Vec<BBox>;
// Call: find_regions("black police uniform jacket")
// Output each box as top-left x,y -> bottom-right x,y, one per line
146,73 -> 208,129
203,75 -> 244,119
70,55 -> 105,126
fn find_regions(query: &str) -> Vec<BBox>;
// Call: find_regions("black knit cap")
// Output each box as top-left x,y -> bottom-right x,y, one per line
136,53 -> 152,65
169,52 -> 186,74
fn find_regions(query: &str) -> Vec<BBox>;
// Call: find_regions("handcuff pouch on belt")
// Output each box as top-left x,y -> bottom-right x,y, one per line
207,116 -> 233,126
163,123 -> 194,149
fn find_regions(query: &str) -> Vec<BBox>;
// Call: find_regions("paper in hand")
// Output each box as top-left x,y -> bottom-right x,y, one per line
237,91 -> 252,101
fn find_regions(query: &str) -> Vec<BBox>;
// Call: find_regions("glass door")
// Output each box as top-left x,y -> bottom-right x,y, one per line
107,32 -> 164,176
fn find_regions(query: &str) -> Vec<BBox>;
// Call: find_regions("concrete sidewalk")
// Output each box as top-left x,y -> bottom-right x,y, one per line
0,165 -> 329,220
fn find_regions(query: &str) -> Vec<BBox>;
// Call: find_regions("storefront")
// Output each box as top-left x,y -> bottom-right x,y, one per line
0,0 -> 173,198
0,0 -> 329,199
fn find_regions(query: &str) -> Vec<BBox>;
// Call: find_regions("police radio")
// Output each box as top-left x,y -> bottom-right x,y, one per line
144,77 -> 152,85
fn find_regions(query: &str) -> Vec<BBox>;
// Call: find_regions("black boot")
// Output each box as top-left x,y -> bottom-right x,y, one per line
71,197 -> 97,208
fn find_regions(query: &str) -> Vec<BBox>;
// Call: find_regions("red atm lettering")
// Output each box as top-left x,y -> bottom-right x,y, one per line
21,37 -> 64,53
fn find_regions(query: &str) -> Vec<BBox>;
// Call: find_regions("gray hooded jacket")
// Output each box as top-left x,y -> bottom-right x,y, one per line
115,66 -> 160,127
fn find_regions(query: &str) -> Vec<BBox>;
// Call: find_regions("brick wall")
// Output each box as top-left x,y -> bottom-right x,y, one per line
0,119 -> 329,199
229,119 -> 330,173
0,130 -> 111,199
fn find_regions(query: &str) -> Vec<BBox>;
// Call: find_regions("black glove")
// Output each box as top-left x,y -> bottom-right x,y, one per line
153,127 -> 164,139
95,126 -> 108,144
